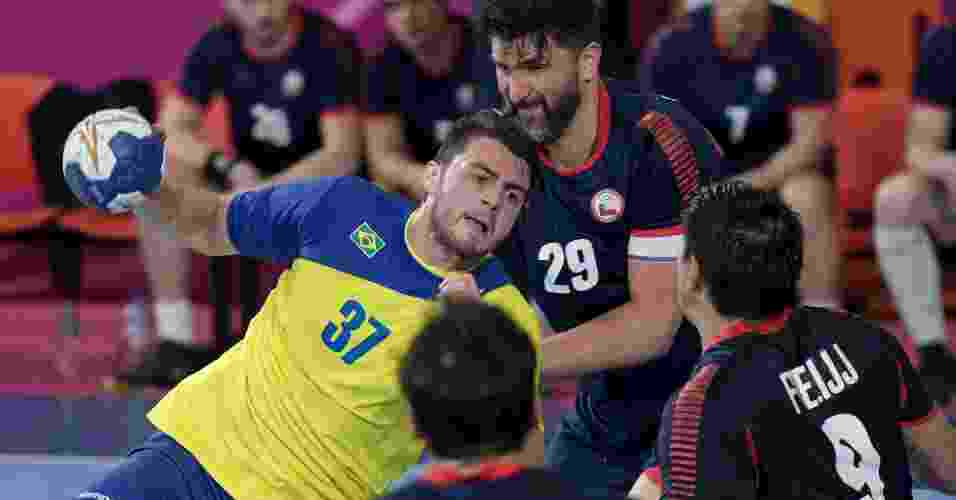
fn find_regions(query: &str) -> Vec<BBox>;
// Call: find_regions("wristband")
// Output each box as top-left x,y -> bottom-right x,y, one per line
204,151 -> 239,189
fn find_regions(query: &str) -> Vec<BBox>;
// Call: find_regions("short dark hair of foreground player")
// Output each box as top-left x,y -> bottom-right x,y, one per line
683,181 -> 803,319
385,301 -> 629,500
400,300 -> 537,459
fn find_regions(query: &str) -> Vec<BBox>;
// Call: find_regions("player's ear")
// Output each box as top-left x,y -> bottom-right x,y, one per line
686,254 -> 705,293
578,42 -> 601,84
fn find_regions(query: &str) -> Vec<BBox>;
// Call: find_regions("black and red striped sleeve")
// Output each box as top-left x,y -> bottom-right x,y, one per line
657,364 -> 758,500
626,98 -> 725,262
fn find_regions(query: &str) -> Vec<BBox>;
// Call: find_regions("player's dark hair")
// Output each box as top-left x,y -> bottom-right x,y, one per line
474,0 -> 601,51
434,109 -> 540,191
683,181 -> 803,320
399,301 -> 537,460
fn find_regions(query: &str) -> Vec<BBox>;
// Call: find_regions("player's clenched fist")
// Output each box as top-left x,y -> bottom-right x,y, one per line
437,272 -> 481,303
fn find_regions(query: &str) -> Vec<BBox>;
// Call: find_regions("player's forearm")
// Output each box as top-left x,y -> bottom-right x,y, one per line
753,139 -> 824,188
509,425 -> 545,467
541,305 -> 680,379
140,179 -> 234,256
907,146 -> 953,177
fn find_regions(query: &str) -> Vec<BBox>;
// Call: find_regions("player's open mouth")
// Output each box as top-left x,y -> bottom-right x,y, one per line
463,215 -> 489,234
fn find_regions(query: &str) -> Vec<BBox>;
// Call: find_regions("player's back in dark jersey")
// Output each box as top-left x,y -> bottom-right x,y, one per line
363,18 -> 499,163
499,79 -> 725,456
381,465 -> 630,500
641,4 -> 836,174
178,7 -> 360,175
655,306 -> 937,500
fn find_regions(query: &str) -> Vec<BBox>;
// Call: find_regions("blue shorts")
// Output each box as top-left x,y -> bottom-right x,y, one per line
75,432 -> 231,500
545,410 -> 654,498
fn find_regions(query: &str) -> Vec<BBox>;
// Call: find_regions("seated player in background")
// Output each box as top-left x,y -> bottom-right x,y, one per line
364,0 -> 498,201
125,0 -> 363,387
641,0 -> 843,311
381,300 -> 629,500
474,0 -> 725,494
630,182 -> 956,500
873,24 -> 956,406
75,110 -> 544,500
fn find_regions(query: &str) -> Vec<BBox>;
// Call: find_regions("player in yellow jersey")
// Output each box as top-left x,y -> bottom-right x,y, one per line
74,110 -> 545,500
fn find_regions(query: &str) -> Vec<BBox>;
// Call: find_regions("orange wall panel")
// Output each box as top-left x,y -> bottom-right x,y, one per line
830,0 -> 940,90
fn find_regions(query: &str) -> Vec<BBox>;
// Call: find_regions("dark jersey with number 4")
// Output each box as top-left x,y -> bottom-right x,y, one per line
178,8 -> 360,176
913,24 -> 956,150
654,306 -> 937,500
498,80 -> 725,455
641,4 -> 836,174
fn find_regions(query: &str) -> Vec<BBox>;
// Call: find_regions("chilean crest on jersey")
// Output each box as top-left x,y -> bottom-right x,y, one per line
591,188 -> 624,223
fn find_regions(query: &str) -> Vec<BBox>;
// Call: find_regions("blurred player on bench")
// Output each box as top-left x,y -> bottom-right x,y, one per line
874,23 -> 956,406
364,0 -> 498,201
641,0 -> 842,311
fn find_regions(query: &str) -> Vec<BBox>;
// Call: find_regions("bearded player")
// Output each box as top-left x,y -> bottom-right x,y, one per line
475,0 -> 725,495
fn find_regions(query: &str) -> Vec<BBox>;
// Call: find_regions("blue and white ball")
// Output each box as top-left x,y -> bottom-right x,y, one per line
62,108 -> 165,214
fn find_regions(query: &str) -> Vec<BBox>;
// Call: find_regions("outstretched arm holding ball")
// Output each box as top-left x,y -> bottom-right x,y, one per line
62,108 -> 237,257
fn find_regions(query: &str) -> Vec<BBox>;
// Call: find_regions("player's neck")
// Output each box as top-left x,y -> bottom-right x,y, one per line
543,81 -> 601,170
242,17 -> 299,60
692,302 -> 794,350
427,454 -> 519,474
685,303 -> 731,346
714,5 -> 770,60
408,205 -> 484,273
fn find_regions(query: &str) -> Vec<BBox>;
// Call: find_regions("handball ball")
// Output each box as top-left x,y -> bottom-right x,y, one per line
62,108 -> 164,214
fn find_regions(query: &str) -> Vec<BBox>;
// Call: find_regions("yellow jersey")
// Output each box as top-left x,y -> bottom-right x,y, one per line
148,177 -> 541,500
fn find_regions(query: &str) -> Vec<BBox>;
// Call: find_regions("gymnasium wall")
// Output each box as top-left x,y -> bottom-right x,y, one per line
0,0 -> 469,89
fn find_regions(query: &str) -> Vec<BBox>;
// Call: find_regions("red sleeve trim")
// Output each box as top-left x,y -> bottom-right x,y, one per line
644,465 -> 663,487
419,463 -> 524,487
896,360 -> 910,409
630,225 -> 685,237
899,407 -> 943,428
744,428 -> 760,468
320,104 -> 360,119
